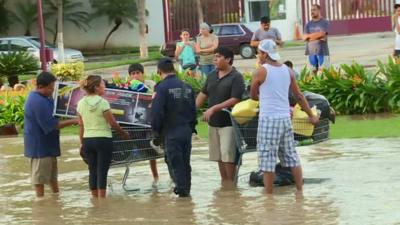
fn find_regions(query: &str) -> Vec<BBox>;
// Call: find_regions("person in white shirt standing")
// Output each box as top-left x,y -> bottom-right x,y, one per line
250,39 -> 319,195
394,3 -> 400,57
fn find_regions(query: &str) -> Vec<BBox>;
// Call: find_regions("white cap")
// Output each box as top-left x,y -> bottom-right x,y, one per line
258,39 -> 280,61
200,22 -> 211,31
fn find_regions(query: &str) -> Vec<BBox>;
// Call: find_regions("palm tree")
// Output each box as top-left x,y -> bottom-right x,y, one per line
56,0 -> 65,63
90,0 -> 139,49
0,0 -> 11,35
10,1 -> 37,36
0,51 -> 39,87
44,0 -> 90,45
138,0 -> 148,58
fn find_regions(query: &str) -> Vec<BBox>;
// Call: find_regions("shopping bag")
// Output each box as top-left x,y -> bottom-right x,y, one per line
292,104 -> 317,136
231,99 -> 259,124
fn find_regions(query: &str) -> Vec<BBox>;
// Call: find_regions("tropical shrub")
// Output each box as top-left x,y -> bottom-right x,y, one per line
146,70 -> 206,94
298,59 -> 397,114
51,62 -> 84,81
0,95 -> 26,127
175,70 -> 206,94
377,57 -> 400,112
0,51 -> 39,87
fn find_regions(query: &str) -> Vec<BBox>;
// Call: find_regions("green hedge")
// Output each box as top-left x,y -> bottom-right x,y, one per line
298,57 -> 400,114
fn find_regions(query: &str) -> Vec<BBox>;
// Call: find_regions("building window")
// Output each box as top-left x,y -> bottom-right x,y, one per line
247,0 -> 286,22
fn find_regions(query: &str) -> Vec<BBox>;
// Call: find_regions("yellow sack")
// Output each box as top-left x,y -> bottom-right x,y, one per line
292,104 -> 318,136
231,99 -> 259,124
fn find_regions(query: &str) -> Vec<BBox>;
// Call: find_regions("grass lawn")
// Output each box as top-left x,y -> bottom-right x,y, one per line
60,114 -> 400,140
283,40 -> 304,48
84,51 -> 162,71
329,114 -> 400,139
81,46 -> 161,56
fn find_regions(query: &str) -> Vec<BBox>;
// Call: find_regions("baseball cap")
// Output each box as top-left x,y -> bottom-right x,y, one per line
258,39 -> 280,61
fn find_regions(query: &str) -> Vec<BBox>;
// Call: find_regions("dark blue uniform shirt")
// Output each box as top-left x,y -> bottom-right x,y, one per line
151,75 -> 197,138
24,91 -> 60,158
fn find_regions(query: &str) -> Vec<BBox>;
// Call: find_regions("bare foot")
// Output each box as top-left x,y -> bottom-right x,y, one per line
152,178 -> 159,188
295,190 -> 304,200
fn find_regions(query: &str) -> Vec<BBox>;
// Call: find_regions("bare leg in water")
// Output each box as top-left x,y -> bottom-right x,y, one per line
291,165 -> 303,195
91,189 -> 98,198
263,172 -> 275,194
150,159 -> 159,184
98,189 -> 107,198
263,165 -> 303,195
50,180 -> 59,194
35,184 -> 45,197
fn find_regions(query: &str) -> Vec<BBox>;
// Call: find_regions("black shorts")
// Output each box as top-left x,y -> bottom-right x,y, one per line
395,50 -> 400,57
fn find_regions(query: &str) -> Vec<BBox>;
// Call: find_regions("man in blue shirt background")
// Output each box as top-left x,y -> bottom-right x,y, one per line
24,72 -> 77,198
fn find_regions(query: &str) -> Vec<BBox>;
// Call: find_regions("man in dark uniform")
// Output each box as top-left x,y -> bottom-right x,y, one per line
151,58 -> 197,197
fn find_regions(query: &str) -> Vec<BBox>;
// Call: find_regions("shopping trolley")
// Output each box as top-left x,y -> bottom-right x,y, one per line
228,111 -> 331,184
110,126 -> 164,191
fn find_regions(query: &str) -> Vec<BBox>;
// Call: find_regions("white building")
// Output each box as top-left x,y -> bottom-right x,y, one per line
4,0 -> 166,49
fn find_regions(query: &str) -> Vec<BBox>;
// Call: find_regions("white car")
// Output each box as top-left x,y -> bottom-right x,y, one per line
0,36 -> 84,63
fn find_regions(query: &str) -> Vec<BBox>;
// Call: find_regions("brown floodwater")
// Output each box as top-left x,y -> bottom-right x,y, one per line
1,136 -> 400,225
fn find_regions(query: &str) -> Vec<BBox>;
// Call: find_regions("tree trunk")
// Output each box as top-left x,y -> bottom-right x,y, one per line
7,75 -> 19,88
196,0 -> 203,24
57,0 -> 65,63
52,21 -> 58,45
138,0 -> 148,59
24,29 -> 31,36
103,18 -> 122,50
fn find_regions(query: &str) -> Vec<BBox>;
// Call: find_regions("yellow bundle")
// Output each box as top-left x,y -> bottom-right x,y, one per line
231,99 -> 259,124
292,104 -> 318,136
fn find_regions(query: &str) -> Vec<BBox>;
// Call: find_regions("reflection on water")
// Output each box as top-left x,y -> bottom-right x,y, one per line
1,137 -> 400,224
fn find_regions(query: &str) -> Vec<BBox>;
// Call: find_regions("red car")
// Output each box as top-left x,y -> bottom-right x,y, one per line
160,23 -> 256,59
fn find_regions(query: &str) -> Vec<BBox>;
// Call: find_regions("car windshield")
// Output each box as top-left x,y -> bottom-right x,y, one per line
212,26 -> 220,35
27,38 -> 56,48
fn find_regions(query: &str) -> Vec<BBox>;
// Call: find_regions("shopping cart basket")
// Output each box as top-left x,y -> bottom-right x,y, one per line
229,112 -> 330,184
110,126 -> 164,191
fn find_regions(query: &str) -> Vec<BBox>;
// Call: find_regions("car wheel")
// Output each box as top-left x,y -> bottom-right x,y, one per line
239,44 -> 255,59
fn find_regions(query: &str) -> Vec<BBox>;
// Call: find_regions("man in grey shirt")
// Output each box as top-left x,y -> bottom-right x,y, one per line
304,4 -> 330,72
251,16 -> 283,48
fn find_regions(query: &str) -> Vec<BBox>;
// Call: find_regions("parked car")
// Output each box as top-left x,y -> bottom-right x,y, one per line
0,36 -> 85,63
160,23 -> 256,59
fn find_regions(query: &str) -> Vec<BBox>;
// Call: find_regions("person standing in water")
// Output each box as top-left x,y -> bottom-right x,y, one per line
77,75 -> 129,198
24,72 -> 78,198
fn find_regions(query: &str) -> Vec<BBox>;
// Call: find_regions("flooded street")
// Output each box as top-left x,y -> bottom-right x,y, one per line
1,136 -> 400,225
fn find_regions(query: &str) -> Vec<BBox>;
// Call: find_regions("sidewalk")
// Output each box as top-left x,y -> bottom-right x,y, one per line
87,32 -> 396,77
